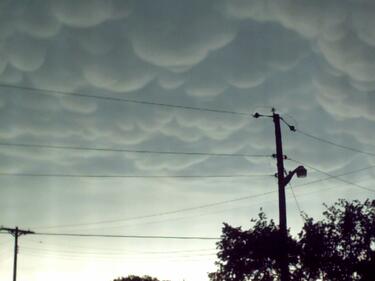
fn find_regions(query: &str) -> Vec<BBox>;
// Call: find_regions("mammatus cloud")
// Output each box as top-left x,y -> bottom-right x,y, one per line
0,0 -> 374,176
222,0 -> 375,123
50,0 -> 130,28
0,3 -> 374,281
5,35 -> 46,72
129,0 -> 237,69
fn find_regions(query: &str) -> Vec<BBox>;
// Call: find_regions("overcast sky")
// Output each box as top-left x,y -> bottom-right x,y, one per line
0,1 -> 375,281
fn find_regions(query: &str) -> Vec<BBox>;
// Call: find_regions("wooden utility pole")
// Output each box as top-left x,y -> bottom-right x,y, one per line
0,226 -> 34,281
253,108 -> 307,281
272,109 -> 290,281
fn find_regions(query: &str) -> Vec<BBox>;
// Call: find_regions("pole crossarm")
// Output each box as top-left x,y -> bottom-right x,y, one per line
0,227 -> 35,236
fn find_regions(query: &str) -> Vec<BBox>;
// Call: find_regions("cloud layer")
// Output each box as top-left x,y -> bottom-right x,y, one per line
0,6 -> 374,281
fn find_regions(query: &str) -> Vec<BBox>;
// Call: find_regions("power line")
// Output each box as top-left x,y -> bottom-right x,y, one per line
21,240 -> 216,255
0,83 -> 249,116
33,190 -> 277,230
287,183 -> 303,218
296,129 -> 375,157
288,158 -> 375,194
0,172 -> 271,179
289,165 -> 375,188
0,141 -> 269,158
19,232 -> 219,240
20,245 -> 216,257
284,169 -> 303,218
22,250 -> 215,263
33,164 -> 375,231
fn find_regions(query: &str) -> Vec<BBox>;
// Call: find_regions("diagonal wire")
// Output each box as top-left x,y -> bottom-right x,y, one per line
0,83 -> 249,116
296,129 -> 375,157
284,169 -> 303,220
288,158 -> 375,193
0,172 -> 272,179
287,183 -> 304,221
32,164 -> 375,231
290,165 -> 375,188
32,190 -> 276,230
24,232 -> 220,240
0,141 -> 269,158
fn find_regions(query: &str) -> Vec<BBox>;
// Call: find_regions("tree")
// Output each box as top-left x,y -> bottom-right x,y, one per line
298,199 -> 375,281
209,199 -> 375,281
209,212 -> 300,281
114,275 -> 162,281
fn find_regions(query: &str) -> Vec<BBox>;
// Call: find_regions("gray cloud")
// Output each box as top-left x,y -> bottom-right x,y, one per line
221,0 -> 375,122
0,7 -> 374,280
129,0 -> 237,69
5,34 -> 46,72
83,40 -> 157,93
16,0 -> 61,38
50,0 -> 129,28
0,0 -> 373,177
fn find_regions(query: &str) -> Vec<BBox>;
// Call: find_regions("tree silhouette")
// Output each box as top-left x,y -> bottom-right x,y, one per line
114,275 -> 162,281
298,199 -> 375,281
209,199 -> 374,281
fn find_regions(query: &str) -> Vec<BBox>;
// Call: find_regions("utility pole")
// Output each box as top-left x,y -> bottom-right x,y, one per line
253,108 -> 306,281
0,226 -> 34,281
272,109 -> 289,281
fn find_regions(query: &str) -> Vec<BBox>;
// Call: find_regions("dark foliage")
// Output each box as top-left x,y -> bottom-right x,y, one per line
114,275 -> 162,281
209,199 -> 375,281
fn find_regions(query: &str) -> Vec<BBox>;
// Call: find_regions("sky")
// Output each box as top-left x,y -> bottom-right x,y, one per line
0,0 -> 375,280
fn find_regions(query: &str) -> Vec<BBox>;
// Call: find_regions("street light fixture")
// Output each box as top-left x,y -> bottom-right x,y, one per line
284,165 -> 307,187
295,165 -> 307,178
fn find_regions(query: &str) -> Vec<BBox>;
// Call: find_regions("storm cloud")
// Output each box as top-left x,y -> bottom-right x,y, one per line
0,1 -> 374,281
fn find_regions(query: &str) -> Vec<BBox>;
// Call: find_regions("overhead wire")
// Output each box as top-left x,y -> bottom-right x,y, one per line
288,183 -> 304,219
288,158 -> 375,194
32,164 -> 375,231
3,83 -> 374,159
32,190 -> 277,230
20,245 -> 216,257
0,172 -> 272,179
289,164 -> 375,189
7,165 -> 373,243
284,169 -> 304,219
0,83 -> 249,116
296,129 -> 375,157
22,250 -> 215,263
23,232 -> 220,240
0,141 -> 269,158
22,239 -> 216,255
2,85 -> 374,230
20,239 -> 217,263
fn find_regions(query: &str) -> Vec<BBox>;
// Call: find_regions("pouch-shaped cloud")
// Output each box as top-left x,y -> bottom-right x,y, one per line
15,0 -> 61,38
217,23 -> 309,89
0,65 -> 23,84
222,0 -> 375,125
184,60 -> 228,98
5,34 -> 46,72
352,5 -> 375,47
133,154 -> 208,172
314,70 -> 375,121
157,71 -> 186,90
59,96 -> 98,114
83,40 -> 156,93
318,33 -> 375,83
0,52 -> 7,75
73,22 -> 121,55
129,0 -> 236,69
27,37 -> 85,92
51,0 -> 120,28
